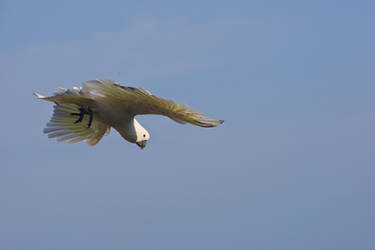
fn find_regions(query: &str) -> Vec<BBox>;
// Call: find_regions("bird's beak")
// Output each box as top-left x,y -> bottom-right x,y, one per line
136,140 -> 147,149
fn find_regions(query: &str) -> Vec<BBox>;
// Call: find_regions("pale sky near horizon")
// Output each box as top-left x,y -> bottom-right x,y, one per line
1,1 -> 375,249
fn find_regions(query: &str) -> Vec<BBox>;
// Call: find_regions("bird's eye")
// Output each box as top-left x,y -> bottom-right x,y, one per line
143,134 -> 146,138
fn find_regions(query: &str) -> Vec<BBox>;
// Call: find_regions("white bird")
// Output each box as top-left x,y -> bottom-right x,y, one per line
34,79 -> 223,149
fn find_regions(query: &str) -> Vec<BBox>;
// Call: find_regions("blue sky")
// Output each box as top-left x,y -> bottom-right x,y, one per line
1,1 -> 375,249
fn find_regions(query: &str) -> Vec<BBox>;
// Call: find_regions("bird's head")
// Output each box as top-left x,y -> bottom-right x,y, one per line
134,119 -> 150,149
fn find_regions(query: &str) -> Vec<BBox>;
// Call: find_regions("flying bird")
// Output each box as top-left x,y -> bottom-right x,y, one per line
34,79 -> 223,149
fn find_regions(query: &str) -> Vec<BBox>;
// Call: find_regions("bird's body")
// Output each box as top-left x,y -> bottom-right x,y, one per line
35,79 -> 223,149
88,96 -> 143,143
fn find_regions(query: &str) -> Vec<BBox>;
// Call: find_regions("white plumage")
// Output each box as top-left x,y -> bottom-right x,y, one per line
35,79 -> 223,149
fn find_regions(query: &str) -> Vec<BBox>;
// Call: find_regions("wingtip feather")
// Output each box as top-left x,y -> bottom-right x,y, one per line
33,92 -> 45,98
195,116 -> 224,128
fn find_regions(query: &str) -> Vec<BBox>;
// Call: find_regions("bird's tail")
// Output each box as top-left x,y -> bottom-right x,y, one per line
34,87 -> 110,145
41,103 -> 110,145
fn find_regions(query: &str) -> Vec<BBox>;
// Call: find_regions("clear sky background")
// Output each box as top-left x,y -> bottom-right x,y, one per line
1,0 -> 375,249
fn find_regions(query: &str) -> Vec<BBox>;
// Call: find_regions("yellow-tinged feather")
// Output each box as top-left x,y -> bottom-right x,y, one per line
43,103 -> 109,146
84,79 -> 223,127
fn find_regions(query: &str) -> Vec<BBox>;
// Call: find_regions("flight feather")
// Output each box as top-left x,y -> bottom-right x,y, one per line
83,79 -> 224,127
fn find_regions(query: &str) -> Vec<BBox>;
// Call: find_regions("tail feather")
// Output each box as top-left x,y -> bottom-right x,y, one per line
42,103 -> 110,146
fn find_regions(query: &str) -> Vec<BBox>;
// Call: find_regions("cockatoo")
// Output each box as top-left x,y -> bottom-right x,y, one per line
34,79 -> 223,149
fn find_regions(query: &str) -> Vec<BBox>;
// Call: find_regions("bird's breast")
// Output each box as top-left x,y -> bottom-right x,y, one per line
93,102 -> 133,127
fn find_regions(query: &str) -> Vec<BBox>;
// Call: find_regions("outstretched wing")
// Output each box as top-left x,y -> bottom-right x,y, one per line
43,103 -> 110,145
83,79 -> 224,127
33,86 -> 95,107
